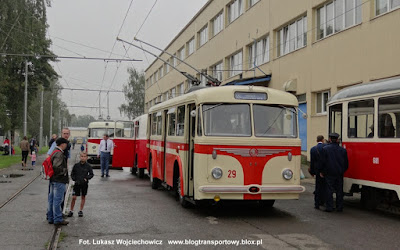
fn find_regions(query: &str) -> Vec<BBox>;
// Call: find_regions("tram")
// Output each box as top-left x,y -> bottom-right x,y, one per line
147,85 -> 305,207
327,77 -> 400,208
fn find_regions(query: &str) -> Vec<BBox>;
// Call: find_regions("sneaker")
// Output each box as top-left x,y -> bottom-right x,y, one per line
48,221 -> 54,224
54,220 -> 69,226
101,174 -> 104,177
67,211 -> 73,217
106,175 -> 110,177
78,211 -> 83,217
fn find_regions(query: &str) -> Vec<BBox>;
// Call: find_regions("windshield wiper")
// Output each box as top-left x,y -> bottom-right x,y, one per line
202,103 -> 223,112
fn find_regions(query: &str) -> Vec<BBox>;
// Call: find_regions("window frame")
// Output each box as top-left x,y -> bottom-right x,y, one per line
316,91 -> 330,114
228,0 -> 243,24
198,25 -> 208,47
212,11 -> 224,36
277,15 -> 307,57
248,35 -> 270,69
229,50 -> 243,78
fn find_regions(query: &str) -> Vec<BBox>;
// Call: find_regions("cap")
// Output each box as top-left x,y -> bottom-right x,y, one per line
56,137 -> 69,146
329,132 -> 340,139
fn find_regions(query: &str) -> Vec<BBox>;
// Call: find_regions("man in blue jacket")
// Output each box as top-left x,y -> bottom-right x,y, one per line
320,133 -> 349,212
309,135 -> 326,209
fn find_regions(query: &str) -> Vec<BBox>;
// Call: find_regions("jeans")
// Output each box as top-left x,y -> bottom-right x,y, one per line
100,152 -> 111,175
47,181 -> 66,223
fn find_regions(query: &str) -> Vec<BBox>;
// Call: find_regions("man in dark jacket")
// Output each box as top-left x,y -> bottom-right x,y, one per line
68,152 -> 94,217
320,133 -> 349,212
47,138 -> 69,226
309,135 -> 326,209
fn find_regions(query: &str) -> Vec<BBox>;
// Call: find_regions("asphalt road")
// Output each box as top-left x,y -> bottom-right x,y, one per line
57,151 -> 400,250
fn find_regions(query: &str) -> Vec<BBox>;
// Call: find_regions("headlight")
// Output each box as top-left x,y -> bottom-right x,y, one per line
211,168 -> 223,179
282,169 -> 293,180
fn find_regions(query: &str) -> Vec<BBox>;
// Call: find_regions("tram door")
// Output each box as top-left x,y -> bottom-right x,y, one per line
163,110 -> 168,181
187,103 -> 196,197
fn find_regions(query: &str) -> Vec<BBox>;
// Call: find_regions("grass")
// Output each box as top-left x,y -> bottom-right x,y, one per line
59,231 -> 67,242
0,146 -> 49,170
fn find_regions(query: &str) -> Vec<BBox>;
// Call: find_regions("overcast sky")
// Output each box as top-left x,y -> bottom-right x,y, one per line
47,0 -> 208,121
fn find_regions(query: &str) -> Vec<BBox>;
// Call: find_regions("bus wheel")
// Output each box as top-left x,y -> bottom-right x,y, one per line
149,159 -> 159,189
259,200 -> 275,208
176,176 -> 190,208
361,186 -> 380,210
132,157 -> 137,175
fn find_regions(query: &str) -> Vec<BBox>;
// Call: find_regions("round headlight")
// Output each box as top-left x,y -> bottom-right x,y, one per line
282,169 -> 293,180
212,168 -> 223,179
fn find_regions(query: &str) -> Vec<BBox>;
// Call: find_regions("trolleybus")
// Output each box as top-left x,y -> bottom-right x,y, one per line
147,85 -> 305,207
327,77 -> 400,209
131,114 -> 148,178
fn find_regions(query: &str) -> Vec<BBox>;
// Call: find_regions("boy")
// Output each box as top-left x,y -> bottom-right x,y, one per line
68,152 -> 94,217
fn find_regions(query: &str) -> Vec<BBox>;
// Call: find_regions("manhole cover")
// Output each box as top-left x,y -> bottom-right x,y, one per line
9,174 -> 24,178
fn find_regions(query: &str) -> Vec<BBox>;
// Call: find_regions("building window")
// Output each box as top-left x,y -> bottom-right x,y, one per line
177,83 -> 184,96
249,0 -> 260,7
198,25 -> 208,47
212,11 -> 224,36
178,46 -> 185,62
154,70 -> 159,81
165,62 -> 170,74
317,0 -> 362,40
277,15 -> 307,57
228,0 -> 243,24
159,66 -> 163,79
316,91 -> 330,114
212,61 -> 223,81
171,87 -> 176,98
173,54 -> 177,67
376,0 -> 400,15
248,36 -> 269,68
187,37 -> 195,56
229,51 -> 243,77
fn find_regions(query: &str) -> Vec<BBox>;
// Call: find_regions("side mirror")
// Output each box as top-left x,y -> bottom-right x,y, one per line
302,113 -> 307,119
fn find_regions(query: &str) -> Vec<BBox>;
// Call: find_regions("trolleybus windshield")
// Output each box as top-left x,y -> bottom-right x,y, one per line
89,128 -> 114,138
254,105 -> 297,138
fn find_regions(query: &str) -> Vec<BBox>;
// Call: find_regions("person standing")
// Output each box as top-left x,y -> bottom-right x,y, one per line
320,133 -> 349,212
49,134 -> 57,148
30,151 -> 37,167
47,138 -> 70,226
19,136 -> 29,167
68,152 -> 94,217
29,137 -> 37,154
3,137 -> 10,155
48,128 -> 71,160
309,135 -> 326,209
97,134 -> 113,177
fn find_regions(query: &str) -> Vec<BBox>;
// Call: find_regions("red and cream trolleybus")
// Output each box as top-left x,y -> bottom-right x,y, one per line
147,85 -> 305,207
131,114 -> 149,178
87,121 -> 135,168
327,77 -> 400,209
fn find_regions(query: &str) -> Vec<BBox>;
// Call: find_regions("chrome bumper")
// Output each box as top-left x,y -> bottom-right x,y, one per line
198,185 -> 305,194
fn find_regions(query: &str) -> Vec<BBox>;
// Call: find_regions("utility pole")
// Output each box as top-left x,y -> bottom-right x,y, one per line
39,87 -> 44,150
58,108 -> 61,135
107,91 -> 110,120
23,60 -> 28,136
98,92 -> 102,120
49,98 -> 53,139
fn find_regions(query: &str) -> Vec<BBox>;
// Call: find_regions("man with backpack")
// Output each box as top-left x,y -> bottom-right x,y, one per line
47,138 -> 70,226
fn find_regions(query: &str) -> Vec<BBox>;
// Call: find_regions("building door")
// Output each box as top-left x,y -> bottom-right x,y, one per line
298,103 -> 307,151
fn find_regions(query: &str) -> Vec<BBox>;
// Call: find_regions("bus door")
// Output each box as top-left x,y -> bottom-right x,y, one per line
112,121 -> 135,168
187,103 -> 196,197
163,110 -> 168,181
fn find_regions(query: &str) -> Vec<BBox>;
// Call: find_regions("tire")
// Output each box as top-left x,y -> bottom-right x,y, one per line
361,186 -> 380,210
259,200 -> 275,208
138,168 -> 145,179
149,158 -> 159,190
176,176 -> 190,208
131,157 -> 138,176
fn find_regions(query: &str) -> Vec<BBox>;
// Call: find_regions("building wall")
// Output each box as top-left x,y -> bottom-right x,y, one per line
144,0 -> 400,157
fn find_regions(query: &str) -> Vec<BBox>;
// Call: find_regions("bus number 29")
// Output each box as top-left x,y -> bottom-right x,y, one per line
228,170 -> 236,178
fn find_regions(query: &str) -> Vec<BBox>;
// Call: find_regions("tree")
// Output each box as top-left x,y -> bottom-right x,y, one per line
119,68 -> 145,120
70,114 -> 96,127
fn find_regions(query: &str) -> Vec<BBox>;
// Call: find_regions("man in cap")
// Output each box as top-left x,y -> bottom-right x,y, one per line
320,133 -> 349,212
47,137 -> 70,226
309,135 -> 326,209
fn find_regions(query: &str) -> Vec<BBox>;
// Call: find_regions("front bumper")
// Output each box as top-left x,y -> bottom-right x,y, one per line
198,185 -> 305,194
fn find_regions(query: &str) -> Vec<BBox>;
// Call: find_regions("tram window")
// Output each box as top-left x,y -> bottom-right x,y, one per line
151,113 -> 157,135
329,104 -> 342,136
197,107 -> 202,136
348,100 -> 374,138
378,95 -> 399,138
203,104 -> 251,137
176,105 -> 185,136
168,112 -> 176,136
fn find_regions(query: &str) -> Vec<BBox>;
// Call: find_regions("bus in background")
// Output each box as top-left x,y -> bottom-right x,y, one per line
327,77 -> 400,209
131,114 -> 148,178
147,85 -> 305,207
87,121 -> 135,168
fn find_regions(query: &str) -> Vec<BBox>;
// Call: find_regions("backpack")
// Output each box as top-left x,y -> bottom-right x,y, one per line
41,150 -> 61,180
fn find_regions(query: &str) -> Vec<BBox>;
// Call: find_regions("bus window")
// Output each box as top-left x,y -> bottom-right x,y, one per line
90,128 -> 114,138
348,100 -> 374,138
378,95 -> 399,138
329,104 -> 342,137
254,105 -> 297,138
156,115 -> 162,135
151,113 -> 157,135
168,112 -> 176,136
203,104 -> 251,137
176,106 -> 185,136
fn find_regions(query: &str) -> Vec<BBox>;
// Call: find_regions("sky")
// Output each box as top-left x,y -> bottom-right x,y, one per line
46,0 -> 208,121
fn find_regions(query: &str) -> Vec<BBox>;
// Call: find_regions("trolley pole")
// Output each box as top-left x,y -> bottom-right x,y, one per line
23,60 -> 28,136
39,88 -> 44,150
